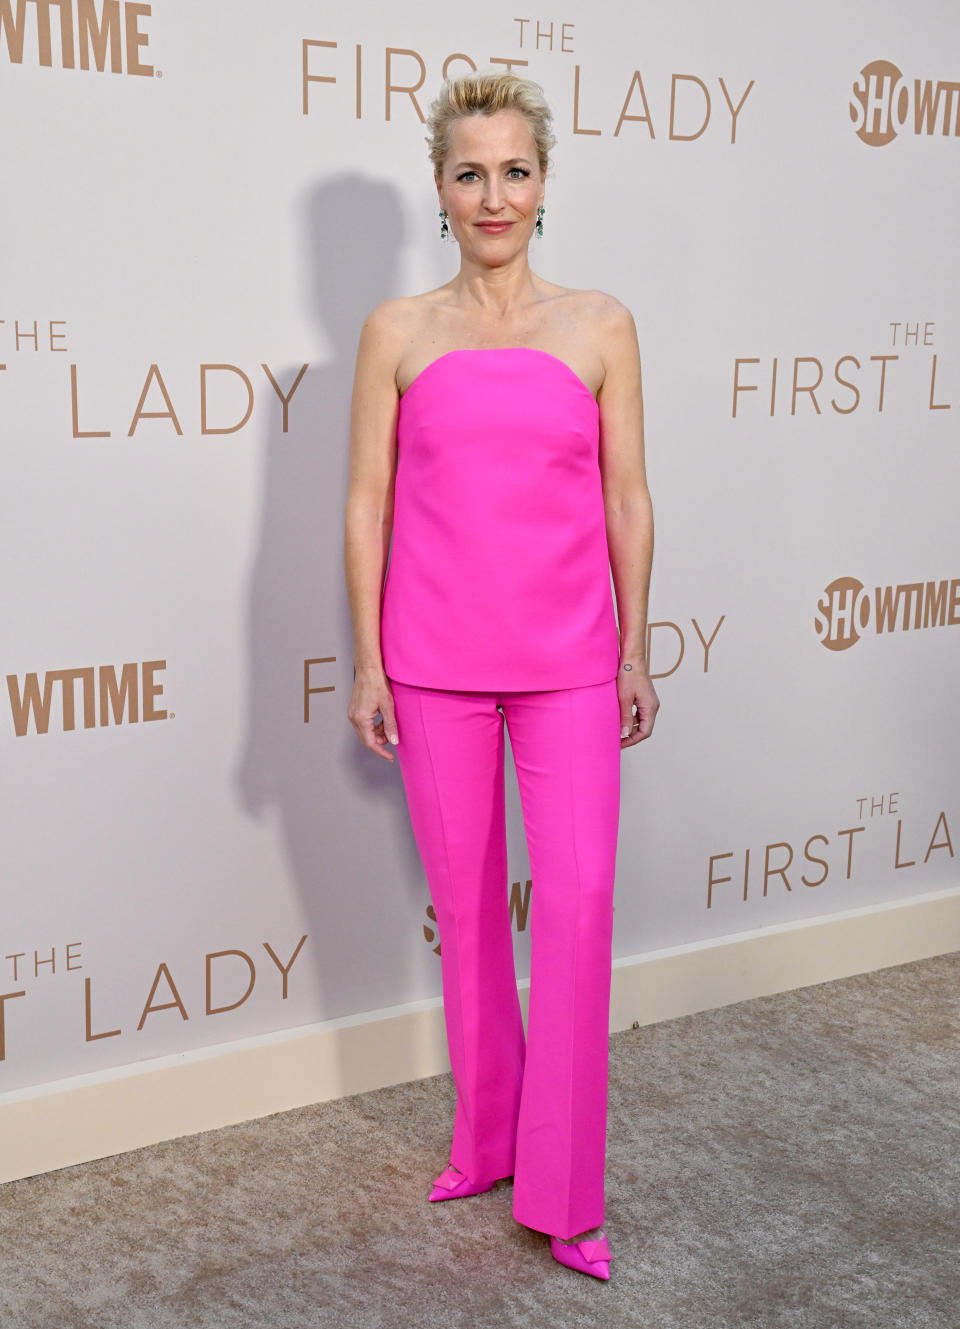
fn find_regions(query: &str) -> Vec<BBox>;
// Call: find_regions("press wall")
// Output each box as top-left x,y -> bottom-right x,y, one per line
1,1 -> 957,1097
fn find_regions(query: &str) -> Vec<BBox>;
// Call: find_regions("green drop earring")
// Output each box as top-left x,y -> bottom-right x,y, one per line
439,208 -> 449,240
536,203 -> 545,237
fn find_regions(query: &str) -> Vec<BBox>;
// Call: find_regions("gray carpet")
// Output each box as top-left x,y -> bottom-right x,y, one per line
1,952 -> 957,1329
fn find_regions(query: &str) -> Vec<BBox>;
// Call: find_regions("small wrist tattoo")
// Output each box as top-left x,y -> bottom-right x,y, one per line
621,662 -> 633,671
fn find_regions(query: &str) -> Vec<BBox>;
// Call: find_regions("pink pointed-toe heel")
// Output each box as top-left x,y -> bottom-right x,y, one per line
549,1229 -> 613,1280
428,1163 -> 497,1203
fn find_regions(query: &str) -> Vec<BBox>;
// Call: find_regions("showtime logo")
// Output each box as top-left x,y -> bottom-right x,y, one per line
5,660 -> 168,736
814,576 -> 960,651
850,60 -> 960,146
0,0 -> 153,76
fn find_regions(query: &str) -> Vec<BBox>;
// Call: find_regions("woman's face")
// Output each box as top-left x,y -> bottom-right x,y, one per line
437,109 -> 544,254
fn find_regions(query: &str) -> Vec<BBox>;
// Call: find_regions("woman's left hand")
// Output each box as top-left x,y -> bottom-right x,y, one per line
617,656 -> 659,746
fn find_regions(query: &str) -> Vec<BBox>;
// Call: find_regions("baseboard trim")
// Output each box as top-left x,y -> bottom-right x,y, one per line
2,886 -> 957,1185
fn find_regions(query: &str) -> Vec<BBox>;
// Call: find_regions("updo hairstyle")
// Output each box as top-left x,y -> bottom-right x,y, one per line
425,69 -> 556,180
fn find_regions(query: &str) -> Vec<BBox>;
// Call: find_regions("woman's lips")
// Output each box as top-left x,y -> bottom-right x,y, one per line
476,221 -> 513,232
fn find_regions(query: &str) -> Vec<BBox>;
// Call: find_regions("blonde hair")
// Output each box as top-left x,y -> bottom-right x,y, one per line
425,69 -> 556,180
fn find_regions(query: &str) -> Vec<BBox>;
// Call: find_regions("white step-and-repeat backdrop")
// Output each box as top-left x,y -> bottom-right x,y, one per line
2,2 -> 957,1096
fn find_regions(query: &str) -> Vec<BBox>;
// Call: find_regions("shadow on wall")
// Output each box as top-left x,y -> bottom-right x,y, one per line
233,172 -> 452,1027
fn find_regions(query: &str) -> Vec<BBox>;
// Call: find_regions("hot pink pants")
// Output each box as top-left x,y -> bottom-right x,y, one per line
390,676 -> 622,1239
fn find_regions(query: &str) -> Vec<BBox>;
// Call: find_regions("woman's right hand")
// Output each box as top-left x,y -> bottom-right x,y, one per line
347,665 -> 400,762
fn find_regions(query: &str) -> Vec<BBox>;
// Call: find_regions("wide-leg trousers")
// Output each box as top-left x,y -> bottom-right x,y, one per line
389,676 -> 622,1240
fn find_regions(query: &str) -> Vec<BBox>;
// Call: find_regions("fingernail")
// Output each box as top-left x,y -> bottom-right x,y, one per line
621,727 -> 630,738
390,734 -> 399,744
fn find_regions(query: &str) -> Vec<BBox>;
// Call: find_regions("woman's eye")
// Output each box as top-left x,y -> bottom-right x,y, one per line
456,168 -> 530,182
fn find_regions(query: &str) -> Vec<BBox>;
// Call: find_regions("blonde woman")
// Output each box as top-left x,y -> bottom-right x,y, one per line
345,69 -> 657,1280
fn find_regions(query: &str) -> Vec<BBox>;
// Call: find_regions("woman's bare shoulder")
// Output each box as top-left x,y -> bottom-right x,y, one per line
362,289 -> 449,336
575,290 -> 640,367
360,294 -> 418,343
358,291 -> 448,375
544,284 -> 635,343
568,287 -> 637,330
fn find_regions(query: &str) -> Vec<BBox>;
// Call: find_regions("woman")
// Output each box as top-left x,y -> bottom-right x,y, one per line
344,69 -> 658,1280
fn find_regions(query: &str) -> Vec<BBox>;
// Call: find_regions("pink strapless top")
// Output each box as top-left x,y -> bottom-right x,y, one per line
379,347 -> 620,691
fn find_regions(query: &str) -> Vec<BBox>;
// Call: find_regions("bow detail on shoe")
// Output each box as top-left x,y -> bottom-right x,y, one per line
549,1230 -> 613,1279
428,1165 -> 497,1202
433,1165 -> 467,1191
577,1235 -> 613,1263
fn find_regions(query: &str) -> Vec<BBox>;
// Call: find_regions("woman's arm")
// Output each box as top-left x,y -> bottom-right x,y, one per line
596,297 -> 659,745
344,302 -> 403,758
